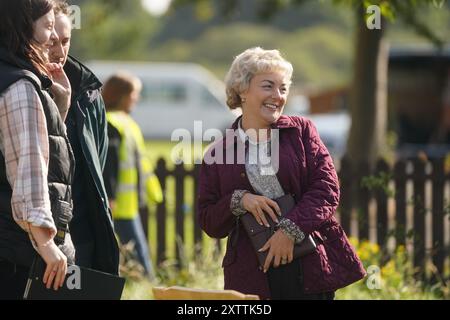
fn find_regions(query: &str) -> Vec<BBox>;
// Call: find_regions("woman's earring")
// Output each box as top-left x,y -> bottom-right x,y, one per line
241,97 -> 246,104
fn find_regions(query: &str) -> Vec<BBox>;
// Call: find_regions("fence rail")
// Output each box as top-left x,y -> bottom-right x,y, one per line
147,157 -> 450,279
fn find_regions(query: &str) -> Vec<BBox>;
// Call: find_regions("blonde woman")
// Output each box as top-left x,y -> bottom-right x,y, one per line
198,47 -> 366,299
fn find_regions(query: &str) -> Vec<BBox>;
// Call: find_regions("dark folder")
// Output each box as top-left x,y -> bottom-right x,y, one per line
241,194 -> 317,268
23,256 -> 126,300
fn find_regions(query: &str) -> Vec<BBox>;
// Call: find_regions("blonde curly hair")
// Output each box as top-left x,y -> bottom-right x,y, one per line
225,47 -> 293,110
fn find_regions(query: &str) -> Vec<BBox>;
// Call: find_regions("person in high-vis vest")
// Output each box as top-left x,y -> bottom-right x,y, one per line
102,72 -> 163,280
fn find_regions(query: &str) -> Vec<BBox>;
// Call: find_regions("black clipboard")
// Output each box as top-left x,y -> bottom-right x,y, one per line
23,256 -> 126,300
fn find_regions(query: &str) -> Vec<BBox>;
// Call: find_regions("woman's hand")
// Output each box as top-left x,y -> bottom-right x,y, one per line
259,229 -> 294,273
47,62 -> 71,120
241,193 -> 281,227
29,225 -> 68,290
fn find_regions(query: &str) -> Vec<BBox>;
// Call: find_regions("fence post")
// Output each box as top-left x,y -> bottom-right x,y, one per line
174,163 -> 186,267
357,161 -> 370,240
431,158 -> 446,280
375,159 -> 390,247
139,208 -> 149,240
193,164 -> 203,258
339,156 -> 353,235
412,158 -> 426,277
155,158 -> 168,265
394,160 -> 407,247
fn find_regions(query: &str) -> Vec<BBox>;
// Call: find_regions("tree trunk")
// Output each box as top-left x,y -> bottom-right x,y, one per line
346,4 -> 388,170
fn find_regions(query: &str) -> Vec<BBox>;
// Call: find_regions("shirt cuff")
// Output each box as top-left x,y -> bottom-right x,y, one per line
278,218 -> 306,244
16,208 -> 56,251
27,208 -> 56,230
230,190 -> 249,216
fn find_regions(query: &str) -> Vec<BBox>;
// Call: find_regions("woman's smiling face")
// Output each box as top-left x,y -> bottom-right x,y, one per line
240,71 -> 290,127
33,9 -> 57,59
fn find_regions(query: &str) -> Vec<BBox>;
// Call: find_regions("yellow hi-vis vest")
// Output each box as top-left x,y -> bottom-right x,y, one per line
106,111 -> 163,220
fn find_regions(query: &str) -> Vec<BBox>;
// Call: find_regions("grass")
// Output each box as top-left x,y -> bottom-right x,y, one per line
121,244 -> 226,300
122,237 -> 449,300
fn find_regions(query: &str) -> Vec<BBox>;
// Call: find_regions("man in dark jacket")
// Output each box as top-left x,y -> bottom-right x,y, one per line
49,2 -> 119,275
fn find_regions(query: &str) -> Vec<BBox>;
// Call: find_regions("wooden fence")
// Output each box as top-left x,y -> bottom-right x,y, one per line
146,157 -> 450,279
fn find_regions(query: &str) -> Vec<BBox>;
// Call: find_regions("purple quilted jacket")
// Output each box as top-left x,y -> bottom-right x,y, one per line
197,115 -> 366,299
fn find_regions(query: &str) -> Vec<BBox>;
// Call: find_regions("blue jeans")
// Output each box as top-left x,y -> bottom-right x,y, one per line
114,216 -> 155,280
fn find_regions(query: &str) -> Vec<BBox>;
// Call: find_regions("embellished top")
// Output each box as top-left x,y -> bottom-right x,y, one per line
229,120 -> 305,244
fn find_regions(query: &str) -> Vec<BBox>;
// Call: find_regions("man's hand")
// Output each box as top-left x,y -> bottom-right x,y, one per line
47,62 -> 71,120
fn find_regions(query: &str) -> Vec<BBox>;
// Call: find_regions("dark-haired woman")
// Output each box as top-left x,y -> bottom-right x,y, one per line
0,0 -> 75,299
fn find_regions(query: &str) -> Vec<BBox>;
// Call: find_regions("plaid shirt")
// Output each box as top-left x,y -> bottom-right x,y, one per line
0,79 -> 56,239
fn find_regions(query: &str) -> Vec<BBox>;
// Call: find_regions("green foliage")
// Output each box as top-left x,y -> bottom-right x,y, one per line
122,279 -> 154,300
337,238 -> 449,299
121,237 -> 449,299
147,23 -> 353,89
336,0 -> 446,46
361,172 -> 395,197
444,199 -> 450,219
121,243 -> 225,300
70,0 -> 157,60
69,0 -> 449,93
388,0 -> 446,47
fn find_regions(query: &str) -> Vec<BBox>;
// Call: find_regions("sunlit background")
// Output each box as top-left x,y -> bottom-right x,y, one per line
141,0 -> 171,16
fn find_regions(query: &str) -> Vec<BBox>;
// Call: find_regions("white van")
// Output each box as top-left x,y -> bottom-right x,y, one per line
87,61 -> 239,139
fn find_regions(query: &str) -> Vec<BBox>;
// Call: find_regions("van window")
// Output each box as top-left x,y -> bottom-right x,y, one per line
140,81 -> 187,105
200,87 -> 224,110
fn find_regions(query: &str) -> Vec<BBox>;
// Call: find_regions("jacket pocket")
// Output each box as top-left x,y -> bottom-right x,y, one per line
318,223 -> 344,243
